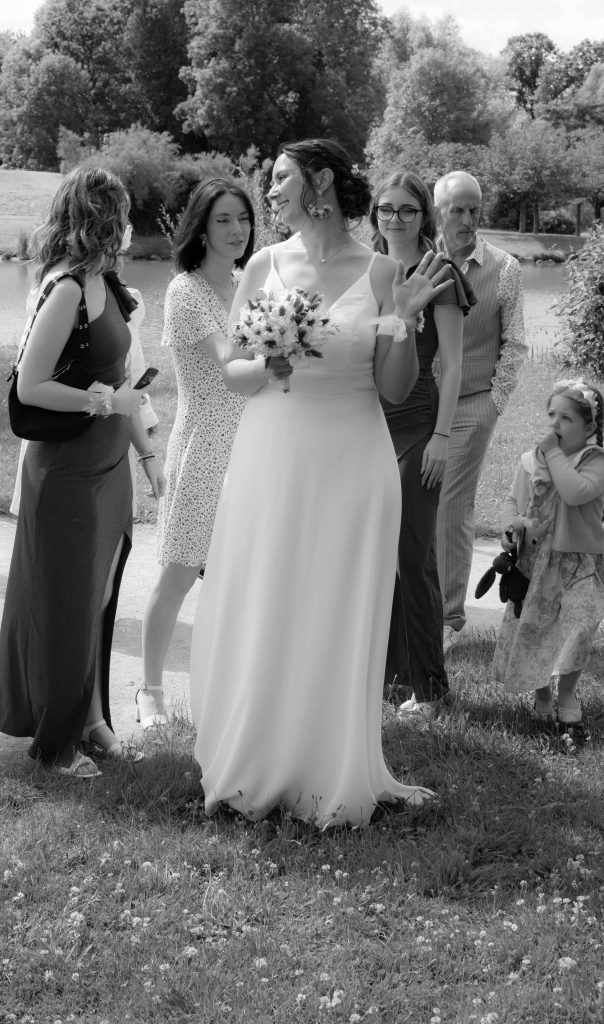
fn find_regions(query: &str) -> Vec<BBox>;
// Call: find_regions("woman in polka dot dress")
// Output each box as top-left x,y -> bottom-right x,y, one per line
138,179 -> 254,730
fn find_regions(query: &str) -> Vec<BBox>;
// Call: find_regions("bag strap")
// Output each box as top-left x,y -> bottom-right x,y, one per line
14,271 -> 89,371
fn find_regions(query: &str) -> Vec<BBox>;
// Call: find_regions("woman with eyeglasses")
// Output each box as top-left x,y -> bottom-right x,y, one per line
370,171 -> 468,716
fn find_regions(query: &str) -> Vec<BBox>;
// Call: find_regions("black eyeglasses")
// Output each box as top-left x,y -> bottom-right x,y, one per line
376,205 -> 421,224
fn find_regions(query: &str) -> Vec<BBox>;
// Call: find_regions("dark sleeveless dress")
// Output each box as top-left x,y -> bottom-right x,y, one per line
0,281 -> 133,765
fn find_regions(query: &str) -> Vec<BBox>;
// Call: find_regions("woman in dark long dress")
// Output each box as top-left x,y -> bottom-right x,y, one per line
0,167 -> 165,777
370,172 -> 465,714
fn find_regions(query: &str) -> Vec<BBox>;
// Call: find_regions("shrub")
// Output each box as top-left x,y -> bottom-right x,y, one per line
557,223 -> 604,374
80,126 -> 235,234
540,210 -> 576,235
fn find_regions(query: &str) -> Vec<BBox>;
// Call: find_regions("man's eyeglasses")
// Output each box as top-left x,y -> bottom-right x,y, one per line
376,205 -> 421,224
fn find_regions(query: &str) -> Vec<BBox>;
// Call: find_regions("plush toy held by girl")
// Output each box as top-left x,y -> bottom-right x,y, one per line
492,378 -> 604,726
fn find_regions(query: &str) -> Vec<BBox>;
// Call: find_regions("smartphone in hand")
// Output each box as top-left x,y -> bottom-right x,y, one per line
133,367 -> 159,390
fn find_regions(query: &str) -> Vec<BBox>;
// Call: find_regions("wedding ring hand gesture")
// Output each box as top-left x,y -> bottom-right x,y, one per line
393,251 -> 453,321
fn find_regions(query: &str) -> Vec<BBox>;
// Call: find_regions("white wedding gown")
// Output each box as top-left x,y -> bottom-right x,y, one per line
190,249 -> 428,826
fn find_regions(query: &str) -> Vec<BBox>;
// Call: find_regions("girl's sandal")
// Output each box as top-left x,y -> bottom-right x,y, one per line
56,753 -> 102,779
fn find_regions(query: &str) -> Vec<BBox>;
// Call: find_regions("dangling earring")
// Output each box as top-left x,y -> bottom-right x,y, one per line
308,189 -> 333,220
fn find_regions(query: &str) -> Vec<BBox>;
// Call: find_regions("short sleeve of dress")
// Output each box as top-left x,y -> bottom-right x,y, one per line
162,273 -> 222,348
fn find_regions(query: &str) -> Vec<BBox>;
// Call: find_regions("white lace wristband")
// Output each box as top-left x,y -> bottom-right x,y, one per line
371,314 -> 422,343
84,391 -> 113,417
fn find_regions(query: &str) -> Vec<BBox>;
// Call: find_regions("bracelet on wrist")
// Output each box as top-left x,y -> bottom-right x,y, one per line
433,431 -> 450,438
137,451 -> 156,463
84,391 -> 113,417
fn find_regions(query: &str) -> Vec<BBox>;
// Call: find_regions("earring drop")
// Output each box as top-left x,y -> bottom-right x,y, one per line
309,189 -> 333,220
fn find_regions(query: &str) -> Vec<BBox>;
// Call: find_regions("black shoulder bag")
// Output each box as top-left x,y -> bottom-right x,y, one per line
7,271 -> 95,442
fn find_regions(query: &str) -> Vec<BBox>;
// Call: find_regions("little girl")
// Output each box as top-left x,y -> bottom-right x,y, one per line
493,378 -> 604,725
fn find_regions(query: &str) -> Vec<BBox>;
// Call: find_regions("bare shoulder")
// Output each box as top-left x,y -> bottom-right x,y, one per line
370,250 -> 398,281
37,272 -> 82,312
243,246 -> 274,273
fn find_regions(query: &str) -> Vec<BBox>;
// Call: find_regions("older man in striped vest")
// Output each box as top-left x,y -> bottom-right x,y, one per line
434,171 -> 527,655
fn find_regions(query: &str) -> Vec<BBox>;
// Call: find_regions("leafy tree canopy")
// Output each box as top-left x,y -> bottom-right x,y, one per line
503,31 -> 558,117
0,39 -> 91,168
179,0 -> 385,160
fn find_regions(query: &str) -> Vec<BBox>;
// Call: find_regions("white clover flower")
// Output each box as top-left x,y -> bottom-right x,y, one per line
295,993 -> 306,1006
319,972 -> 331,982
318,996 -> 331,1010
558,956 -> 577,970
255,957 -> 268,969
182,946 -> 199,960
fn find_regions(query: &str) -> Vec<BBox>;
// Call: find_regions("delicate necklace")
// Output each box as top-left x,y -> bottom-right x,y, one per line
317,238 -> 352,263
199,269 -> 235,300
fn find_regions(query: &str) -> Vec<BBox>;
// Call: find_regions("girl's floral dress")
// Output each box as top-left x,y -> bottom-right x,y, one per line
493,453 -> 604,693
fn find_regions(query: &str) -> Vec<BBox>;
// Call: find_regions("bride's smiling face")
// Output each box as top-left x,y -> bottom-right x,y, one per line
268,154 -> 306,229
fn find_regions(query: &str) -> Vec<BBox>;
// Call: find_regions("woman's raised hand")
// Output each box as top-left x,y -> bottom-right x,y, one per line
393,251 -> 453,322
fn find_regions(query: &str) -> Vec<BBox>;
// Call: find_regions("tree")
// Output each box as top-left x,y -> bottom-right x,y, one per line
571,127 -> 604,221
82,124 -> 234,232
537,39 -> 604,103
0,39 -> 92,169
536,40 -> 604,127
179,0 -> 315,155
503,32 -> 558,117
485,116 -> 576,232
179,0 -> 385,160
366,126 -> 488,190
573,62 -> 604,124
367,40 -> 505,173
124,0 -> 190,141
33,0 -> 141,139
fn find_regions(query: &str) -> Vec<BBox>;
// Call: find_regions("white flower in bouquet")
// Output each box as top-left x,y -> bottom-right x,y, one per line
232,288 -> 337,392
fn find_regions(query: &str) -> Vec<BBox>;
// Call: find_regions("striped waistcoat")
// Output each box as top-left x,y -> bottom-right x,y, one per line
457,240 -> 507,398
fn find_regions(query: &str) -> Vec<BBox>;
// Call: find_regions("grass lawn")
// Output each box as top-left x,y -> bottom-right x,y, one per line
2,657 -> 604,1023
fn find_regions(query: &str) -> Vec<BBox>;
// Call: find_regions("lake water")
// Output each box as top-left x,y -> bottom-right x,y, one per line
0,258 -> 566,354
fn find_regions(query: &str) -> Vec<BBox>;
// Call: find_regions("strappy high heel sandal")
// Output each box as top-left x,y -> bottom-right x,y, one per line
82,719 -> 144,762
135,685 -> 168,730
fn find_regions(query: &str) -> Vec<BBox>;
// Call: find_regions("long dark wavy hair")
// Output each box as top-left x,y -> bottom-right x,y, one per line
278,139 -> 372,222
369,171 -> 436,255
173,178 -> 255,273
33,167 -> 130,284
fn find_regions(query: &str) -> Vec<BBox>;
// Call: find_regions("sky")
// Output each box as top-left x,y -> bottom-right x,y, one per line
1,0 -> 603,55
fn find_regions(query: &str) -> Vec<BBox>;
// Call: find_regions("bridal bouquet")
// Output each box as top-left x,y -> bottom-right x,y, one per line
232,288 -> 337,392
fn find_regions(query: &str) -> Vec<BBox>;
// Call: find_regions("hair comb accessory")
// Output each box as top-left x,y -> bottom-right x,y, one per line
555,377 -> 598,423
351,163 -> 362,176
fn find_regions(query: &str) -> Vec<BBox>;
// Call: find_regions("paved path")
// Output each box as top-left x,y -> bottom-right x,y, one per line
0,515 -> 503,757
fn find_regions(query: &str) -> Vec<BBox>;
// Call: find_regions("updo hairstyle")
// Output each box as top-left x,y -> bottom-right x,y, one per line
279,139 -> 372,221
172,177 -> 255,273
34,167 -> 130,283
369,171 -> 436,256
549,380 -> 604,447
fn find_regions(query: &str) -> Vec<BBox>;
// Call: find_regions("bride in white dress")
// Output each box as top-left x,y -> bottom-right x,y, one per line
190,139 -> 453,827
